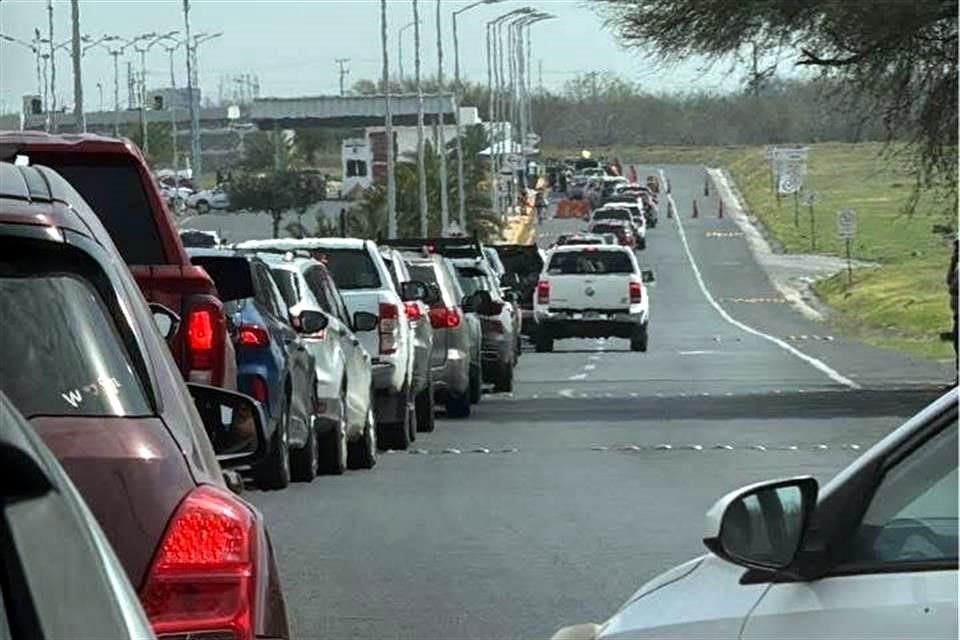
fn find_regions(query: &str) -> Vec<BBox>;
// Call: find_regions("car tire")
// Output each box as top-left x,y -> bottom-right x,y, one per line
630,323 -> 649,352
415,379 -> 435,432
534,331 -> 554,353
493,361 -> 514,393
469,361 -> 482,404
317,390 -> 348,475
255,401 -> 291,490
290,414 -> 319,483
637,237 -> 647,250
196,200 -> 210,214
377,387 -> 412,450
348,406 -> 377,470
445,390 -> 471,418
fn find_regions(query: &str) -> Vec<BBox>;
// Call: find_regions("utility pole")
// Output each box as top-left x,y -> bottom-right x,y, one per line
413,0 -> 428,236
381,0 -> 397,239
486,21 -> 496,223
335,57 -> 350,96
163,41 -> 182,171
398,21 -> 417,85
47,0 -> 56,132
96,82 -> 103,111
70,0 -> 84,132
183,0 -> 201,178
435,0 -> 449,233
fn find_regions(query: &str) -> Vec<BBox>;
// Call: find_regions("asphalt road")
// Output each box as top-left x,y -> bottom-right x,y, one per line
241,165 -> 948,640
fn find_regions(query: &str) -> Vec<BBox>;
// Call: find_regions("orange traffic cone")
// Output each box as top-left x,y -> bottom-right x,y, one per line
692,199 -> 699,218
718,200 -> 724,219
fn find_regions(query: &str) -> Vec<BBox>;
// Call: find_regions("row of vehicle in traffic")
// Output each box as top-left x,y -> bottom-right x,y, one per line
157,168 -> 231,213
0,131 -> 519,639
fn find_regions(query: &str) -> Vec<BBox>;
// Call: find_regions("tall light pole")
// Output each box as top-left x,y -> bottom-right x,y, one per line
161,36 -> 189,171
96,82 -> 104,111
398,21 -> 417,85
451,0 -> 505,230
183,0 -> 201,177
134,31 -> 178,155
519,14 -> 553,185
0,31 -> 44,118
70,0 -> 84,131
413,0 -> 428,236
381,0 -> 397,239
47,0 -> 56,132
434,0 -> 450,234
92,35 -> 149,137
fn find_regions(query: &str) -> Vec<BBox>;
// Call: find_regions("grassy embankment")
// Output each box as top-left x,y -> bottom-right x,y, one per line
544,143 -> 955,361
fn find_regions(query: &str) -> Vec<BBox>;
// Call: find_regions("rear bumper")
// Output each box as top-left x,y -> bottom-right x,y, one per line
536,309 -> 648,339
432,349 -> 470,399
371,361 -> 398,392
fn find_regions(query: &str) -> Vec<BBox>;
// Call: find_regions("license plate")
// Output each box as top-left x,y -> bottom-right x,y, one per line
584,311 -> 599,320
572,313 -> 583,319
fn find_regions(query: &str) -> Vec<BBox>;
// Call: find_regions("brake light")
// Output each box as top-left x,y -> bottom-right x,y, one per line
237,325 -> 270,348
536,280 -> 550,305
629,281 -> 643,304
249,375 -> 268,405
140,485 -> 257,640
404,301 -> 423,321
187,308 -> 214,367
429,306 -> 461,329
379,302 -> 399,354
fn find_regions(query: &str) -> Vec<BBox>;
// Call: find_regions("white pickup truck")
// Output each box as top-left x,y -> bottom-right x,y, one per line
533,245 -> 652,352
236,237 -> 419,450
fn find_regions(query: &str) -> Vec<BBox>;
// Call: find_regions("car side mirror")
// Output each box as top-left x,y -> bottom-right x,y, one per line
424,283 -> 443,306
149,302 -> 180,340
641,269 -> 656,284
353,310 -> 379,332
461,293 -> 478,313
400,279 -> 430,302
297,309 -> 329,335
702,476 -> 818,571
187,383 -> 267,470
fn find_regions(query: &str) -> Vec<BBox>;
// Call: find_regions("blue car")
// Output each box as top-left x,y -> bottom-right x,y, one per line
189,248 -> 320,490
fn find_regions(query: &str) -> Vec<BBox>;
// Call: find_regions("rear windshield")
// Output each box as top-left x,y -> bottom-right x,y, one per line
44,162 -> 166,265
409,264 -> 438,286
190,255 -> 254,302
591,224 -> 627,236
310,249 -> 382,290
547,251 -> 634,275
497,249 -> 543,275
594,210 -> 630,220
0,273 -> 150,418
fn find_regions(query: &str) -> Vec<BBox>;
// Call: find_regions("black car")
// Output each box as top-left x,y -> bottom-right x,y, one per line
189,248 -> 320,489
495,244 -> 546,337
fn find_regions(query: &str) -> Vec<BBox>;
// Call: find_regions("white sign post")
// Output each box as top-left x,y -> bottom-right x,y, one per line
836,208 -> 858,286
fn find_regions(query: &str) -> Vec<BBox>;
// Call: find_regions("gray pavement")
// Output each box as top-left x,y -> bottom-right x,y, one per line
241,165 -> 949,640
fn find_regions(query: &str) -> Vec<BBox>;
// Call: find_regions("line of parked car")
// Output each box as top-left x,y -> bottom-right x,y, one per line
0,131 -> 523,640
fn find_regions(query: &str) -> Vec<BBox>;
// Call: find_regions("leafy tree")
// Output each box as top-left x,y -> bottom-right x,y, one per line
226,170 -> 326,238
240,130 -> 295,172
596,0 -> 957,206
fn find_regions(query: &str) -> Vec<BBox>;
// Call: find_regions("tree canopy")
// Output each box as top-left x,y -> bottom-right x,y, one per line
597,0 -> 957,204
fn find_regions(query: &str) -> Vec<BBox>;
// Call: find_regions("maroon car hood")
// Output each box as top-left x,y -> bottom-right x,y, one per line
29,416 -> 196,589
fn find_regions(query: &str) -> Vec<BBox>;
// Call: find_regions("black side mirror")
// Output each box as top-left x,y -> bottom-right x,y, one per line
641,269 -> 656,284
187,383 -> 267,470
400,279 -> 430,302
461,293 -> 478,313
298,309 -> 329,335
353,310 -> 379,332
149,302 -> 180,340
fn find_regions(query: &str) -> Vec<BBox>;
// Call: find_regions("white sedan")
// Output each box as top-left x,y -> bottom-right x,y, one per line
187,186 -> 230,214
554,388 -> 958,640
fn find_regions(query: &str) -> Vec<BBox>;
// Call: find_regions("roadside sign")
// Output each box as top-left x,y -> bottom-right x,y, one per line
836,209 -> 857,239
772,147 -> 809,195
778,174 -> 800,195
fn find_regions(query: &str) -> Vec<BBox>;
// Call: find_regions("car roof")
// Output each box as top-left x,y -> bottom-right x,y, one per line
236,237 -> 369,251
255,252 -> 318,272
550,243 -> 631,253
0,131 -> 142,160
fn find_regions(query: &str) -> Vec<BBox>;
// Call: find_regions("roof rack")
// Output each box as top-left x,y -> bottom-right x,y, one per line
233,246 -> 316,261
381,235 -> 484,259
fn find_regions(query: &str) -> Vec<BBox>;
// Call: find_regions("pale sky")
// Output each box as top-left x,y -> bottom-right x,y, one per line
0,0 -> 747,114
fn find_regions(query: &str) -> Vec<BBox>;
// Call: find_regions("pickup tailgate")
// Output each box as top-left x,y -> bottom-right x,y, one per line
547,274 -> 632,310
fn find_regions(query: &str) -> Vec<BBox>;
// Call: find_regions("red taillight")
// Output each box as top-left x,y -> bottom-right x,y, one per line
237,324 -> 270,348
536,280 -> 550,305
429,306 -> 461,329
404,301 -> 423,321
249,375 -> 268,405
187,308 -> 214,368
629,280 -> 642,304
140,485 -> 257,640
379,302 -> 399,354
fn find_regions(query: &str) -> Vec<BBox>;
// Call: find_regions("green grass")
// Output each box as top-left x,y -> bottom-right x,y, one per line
543,142 -> 955,361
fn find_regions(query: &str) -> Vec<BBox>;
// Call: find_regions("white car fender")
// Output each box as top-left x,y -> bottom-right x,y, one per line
599,555 -> 769,639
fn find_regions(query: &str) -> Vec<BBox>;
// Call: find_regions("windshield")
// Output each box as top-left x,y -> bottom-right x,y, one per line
309,248 -> 382,290
0,273 -> 150,418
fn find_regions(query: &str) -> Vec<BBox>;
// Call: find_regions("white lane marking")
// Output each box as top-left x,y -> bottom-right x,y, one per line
588,354 -> 601,361
679,350 -> 720,355
558,388 -> 576,398
663,174 -> 859,390
584,364 -> 597,371
569,373 -> 588,380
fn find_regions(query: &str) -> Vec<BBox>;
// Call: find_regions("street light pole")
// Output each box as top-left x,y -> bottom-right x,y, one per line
381,0 -> 397,239
71,0 -> 84,132
413,0 -> 428,236
47,0 -> 56,132
434,0 -> 449,234
398,21 -> 417,85
183,0 -> 201,177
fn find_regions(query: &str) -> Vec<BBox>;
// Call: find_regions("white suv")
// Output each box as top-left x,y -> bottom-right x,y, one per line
236,238 -> 418,450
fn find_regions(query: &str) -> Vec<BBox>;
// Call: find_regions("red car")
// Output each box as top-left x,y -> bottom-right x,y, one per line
589,220 -> 636,248
0,132 -> 236,389
0,160 -> 289,640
